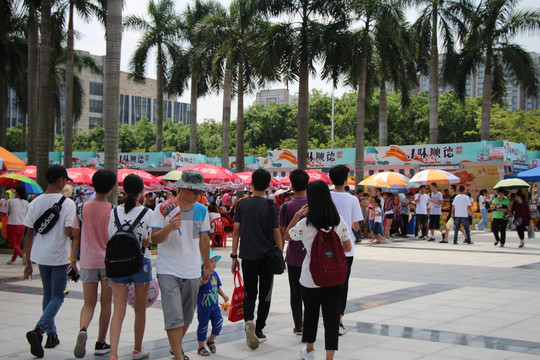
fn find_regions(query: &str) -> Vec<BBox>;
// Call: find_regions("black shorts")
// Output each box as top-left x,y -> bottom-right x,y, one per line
429,215 -> 441,229
416,214 -> 428,226
385,213 -> 394,220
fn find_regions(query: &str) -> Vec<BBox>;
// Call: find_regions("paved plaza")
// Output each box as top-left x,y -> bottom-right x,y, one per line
1,229 -> 540,360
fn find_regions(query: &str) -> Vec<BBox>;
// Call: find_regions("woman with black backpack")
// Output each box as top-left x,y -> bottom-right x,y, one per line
284,180 -> 352,360
107,174 -> 154,360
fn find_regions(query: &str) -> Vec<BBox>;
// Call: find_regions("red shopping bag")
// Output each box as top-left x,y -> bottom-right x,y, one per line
228,271 -> 245,322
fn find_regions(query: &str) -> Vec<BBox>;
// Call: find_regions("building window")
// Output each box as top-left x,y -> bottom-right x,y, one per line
89,82 -> 103,96
89,99 -> 103,113
89,116 -> 102,129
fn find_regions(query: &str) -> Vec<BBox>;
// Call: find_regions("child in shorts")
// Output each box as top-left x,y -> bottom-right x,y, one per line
197,249 -> 229,356
370,198 -> 385,244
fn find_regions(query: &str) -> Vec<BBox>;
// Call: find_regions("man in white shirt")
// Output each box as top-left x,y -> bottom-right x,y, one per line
428,183 -> 444,241
452,185 -> 472,245
23,165 -> 76,358
151,170 -> 212,360
329,165 -> 363,335
414,185 -> 430,239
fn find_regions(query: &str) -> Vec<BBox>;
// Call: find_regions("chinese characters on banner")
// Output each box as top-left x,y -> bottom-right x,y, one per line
172,153 -> 207,168
405,145 -> 455,163
119,154 -> 148,167
307,150 -> 337,167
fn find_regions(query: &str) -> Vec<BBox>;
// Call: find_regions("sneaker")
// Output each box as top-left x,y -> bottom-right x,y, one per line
132,348 -> 150,359
94,341 -> 110,355
494,241 -> 499,246
293,327 -> 303,336
44,333 -> 60,348
26,329 -> 44,358
245,320 -> 259,350
74,330 -> 87,358
6,260 -> 15,265
474,224 -> 479,230
439,240 -> 448,243
338,324 -> 347,335
256,330 -> 267,342
428,237 -> 435,241
299,345 -> 316,360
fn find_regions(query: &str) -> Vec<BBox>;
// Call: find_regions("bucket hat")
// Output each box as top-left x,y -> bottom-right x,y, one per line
174,169 -> 212,193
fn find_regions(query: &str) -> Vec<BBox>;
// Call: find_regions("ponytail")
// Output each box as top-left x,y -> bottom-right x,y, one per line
122,174 -> 144,214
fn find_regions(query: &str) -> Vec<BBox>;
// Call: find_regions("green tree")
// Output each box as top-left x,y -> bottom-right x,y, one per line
254,0 -> 349,169
444,0 -> 540,140
124,0 -> 181,152
119,124 -> 137,152
132,116 -> 156,152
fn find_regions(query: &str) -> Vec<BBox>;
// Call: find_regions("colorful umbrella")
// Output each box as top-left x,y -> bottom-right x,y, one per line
117,169 -> 161,188
409,169 -> 460,184
176,164 -> 243,189
278,170 -> 332,187
358,171 -> 410,188
0,174 -> 43,194
67,167 -> 97,185
493,178 -> 530,190
0,146 -> 26,171
160,170 -> 183,182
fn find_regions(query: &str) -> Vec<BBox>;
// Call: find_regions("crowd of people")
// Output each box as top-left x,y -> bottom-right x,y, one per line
0,163 -> 536,360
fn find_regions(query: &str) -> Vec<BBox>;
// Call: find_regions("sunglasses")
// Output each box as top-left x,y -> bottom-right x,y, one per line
188,189 -> 205,196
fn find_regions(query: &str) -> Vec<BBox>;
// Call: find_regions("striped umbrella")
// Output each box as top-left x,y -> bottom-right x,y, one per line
358,171 -> 410,188
409,169 -> 460,185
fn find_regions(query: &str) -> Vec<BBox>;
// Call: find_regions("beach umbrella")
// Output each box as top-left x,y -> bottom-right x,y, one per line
409,169 -> 460,184
236,172 -> 279,188
176,164 -> 243,189
0,147 -> 26,171
493,178 -> 530,190
0,174 -> 43,194
160,170 -> 183,181
117,169 -> 161,188
358,171 -> 410,188
16,165 -> 37,179
67,167 -> 97,185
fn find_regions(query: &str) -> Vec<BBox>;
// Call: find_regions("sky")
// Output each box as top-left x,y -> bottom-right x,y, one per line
73,0 -> 540,124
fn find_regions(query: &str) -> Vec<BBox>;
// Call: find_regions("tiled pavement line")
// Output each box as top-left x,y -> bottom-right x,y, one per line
351,321 -> 540,355
367,244 -> 540,256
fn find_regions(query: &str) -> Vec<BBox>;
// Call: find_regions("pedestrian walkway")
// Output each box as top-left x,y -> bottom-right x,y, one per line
1,229 -> 539,359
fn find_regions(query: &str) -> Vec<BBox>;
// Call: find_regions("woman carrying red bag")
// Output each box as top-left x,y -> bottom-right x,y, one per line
284,181 -> 352,360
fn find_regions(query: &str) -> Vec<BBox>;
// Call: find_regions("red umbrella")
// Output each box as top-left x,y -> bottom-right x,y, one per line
117,169 -> 160,188
278,170 -> 332,187
15,165 -> 37,179
67,167 -> 97,185
236,171 -> 279,188
177,164 -> 243,189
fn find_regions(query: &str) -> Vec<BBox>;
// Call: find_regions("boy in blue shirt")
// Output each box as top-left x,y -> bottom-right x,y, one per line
197,249 -> 229,356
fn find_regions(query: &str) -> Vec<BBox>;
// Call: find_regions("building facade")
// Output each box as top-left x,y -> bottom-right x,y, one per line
254,88 -> 299,105
6,50 -> 190,135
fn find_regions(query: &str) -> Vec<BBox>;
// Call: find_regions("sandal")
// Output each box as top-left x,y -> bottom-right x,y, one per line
206,340 -> 216,354
197,347 -> 210,356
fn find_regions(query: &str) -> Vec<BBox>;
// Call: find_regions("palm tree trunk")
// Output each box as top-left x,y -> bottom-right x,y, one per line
221,68 -> 232,169
297,59 -> 309,169
36,0 -> 52,189
27,3 -> 39,164
63,0 -> 75,168
103,0 -> 122,204
189,74 -> 198,153
156,55 -> 164,152
429,6 -> 438,144
378,84 -> 388,146
0,80 -> 5,147
355,57 -> 367,183
48,91 -> 55,151
235,68 -> 244,198
22,112 -> 27,151
480,50 -> 492,141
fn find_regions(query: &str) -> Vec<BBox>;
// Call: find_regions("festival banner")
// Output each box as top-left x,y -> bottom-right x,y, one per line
172,152 -> 207,168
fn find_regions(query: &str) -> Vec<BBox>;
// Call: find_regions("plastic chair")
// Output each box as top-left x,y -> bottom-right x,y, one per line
222,218 -> 234,240
210,218 -> 227,248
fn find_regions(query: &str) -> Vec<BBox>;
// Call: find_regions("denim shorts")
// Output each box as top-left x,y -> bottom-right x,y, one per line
109,257 -> 152,285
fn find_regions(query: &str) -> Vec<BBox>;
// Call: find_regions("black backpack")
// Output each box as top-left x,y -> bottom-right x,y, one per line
105,207 -> 149,278
33,196 -> 66,235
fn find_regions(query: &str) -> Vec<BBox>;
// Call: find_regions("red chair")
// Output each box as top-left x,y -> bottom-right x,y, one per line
222,218 -> 234,239
210,218 -> 228,248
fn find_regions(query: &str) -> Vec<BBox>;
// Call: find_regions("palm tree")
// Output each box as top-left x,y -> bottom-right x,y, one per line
124,0 -> 180,152
26,0 -> 39,163
253,0 -> 349,169
62,0 -> 99,168
406,0 -> 466,144
444,0 -> 540,140
199,0 -> 269,174
36,0 -> 53,188
103,0 -> 122,204
178,0 -> 222,154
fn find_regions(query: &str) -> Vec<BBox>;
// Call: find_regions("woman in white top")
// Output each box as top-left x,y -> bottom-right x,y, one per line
284,180 -> 352,360
6,185 -> 29,264
476,189 -> 489,230
107,174 -> 153,360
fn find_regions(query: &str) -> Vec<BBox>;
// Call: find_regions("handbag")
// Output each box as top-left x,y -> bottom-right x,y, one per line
503,211 -> 512,221
513,217 -> 523,227
228,271 -> 245,323
33,196 -> 67,234
267,247 -> 285,275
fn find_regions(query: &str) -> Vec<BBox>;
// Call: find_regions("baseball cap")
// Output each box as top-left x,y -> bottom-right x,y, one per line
46,165 -> 73,183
